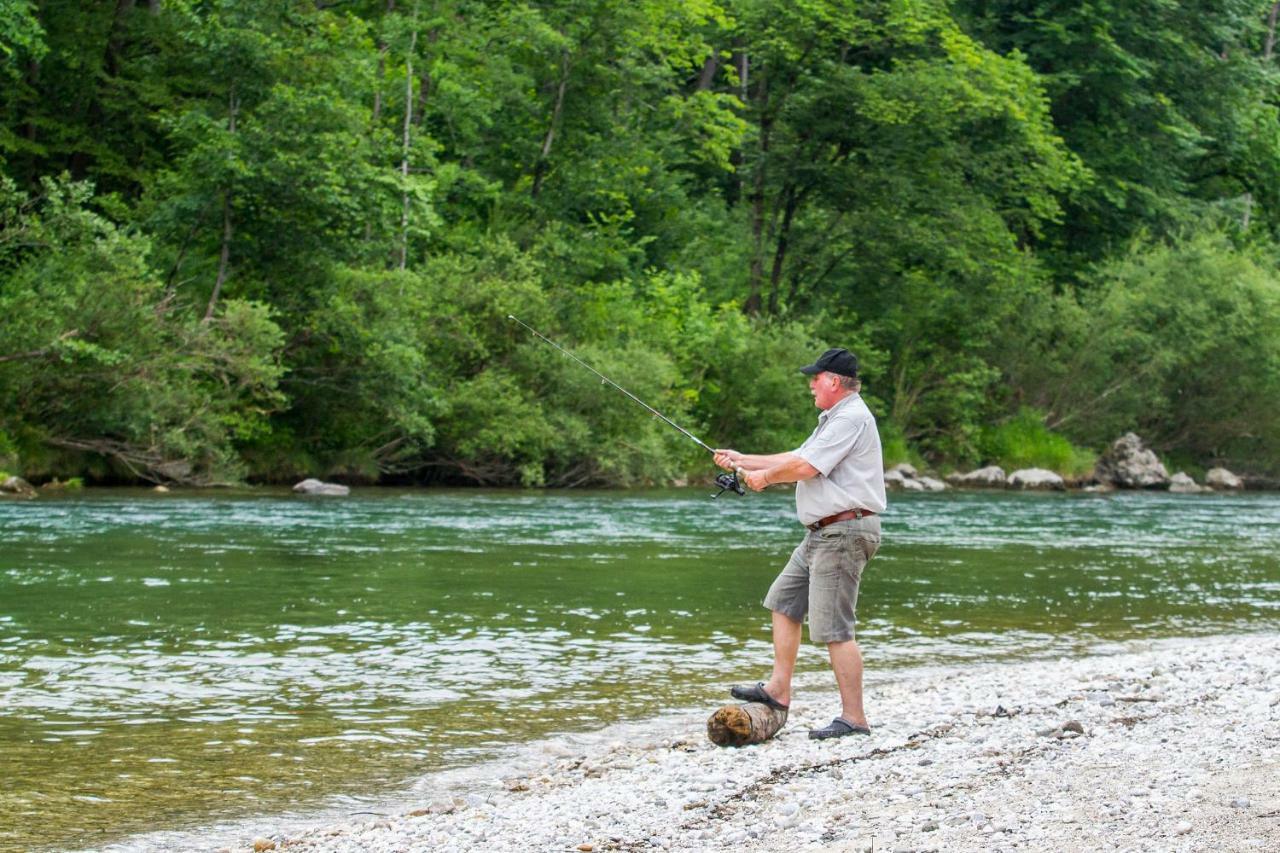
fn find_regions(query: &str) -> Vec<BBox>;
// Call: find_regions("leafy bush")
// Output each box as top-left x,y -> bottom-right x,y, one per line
0,176 -> 285,484
977,408 -> 1095,476
1002,230 -> 1280,473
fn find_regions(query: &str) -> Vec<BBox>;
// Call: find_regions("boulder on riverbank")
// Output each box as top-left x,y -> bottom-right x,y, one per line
1205,467 -> 1244,490
292,478 -> 350,496
1169,472 -> 1208,494
884,464 -> 947,492
946,466 -> 1007,488
1093,433 -> 1169,489
1008,468 -> 1066,490
0,475 -> 36,498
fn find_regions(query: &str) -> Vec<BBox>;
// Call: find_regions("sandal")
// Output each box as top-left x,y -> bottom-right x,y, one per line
808,718 -> 871,740
729,681 -> 789,711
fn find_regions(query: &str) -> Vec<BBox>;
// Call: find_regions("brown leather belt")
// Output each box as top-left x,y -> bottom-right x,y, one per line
806,508 -> 875,532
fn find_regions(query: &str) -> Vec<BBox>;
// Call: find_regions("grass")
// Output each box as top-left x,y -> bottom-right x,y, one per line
976,408 -> 1096,478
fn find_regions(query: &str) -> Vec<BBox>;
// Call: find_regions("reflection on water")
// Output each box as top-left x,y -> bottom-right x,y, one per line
1,488 -> 1278,851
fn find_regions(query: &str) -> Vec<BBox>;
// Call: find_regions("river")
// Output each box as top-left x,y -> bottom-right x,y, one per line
1,487 -> 1278,851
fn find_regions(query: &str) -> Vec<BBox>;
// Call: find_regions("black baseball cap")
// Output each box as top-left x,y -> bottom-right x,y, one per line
799,347 -> 859,378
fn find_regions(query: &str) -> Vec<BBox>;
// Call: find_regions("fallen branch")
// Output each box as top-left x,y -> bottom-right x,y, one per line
707,703 -> 788,747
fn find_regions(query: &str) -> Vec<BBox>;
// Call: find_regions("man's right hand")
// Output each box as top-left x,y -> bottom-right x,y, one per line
714,449 -> 742,471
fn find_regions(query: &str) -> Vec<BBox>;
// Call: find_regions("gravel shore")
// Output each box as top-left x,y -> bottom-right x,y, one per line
220,634 -> 1279,853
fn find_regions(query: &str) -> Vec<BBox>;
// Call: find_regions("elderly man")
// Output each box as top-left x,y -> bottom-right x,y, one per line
714,347 -> 886,739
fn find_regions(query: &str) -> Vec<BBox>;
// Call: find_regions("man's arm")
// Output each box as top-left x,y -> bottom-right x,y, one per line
713,449 -> 794,472
715,449 -> 819,492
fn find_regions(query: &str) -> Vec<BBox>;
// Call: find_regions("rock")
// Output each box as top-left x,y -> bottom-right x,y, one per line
884,469 -> 908,490
0,475 -> 36,498
889,462 -> 919,478
1168,472 -> 1206,494
153,484 -> 170,493
901,477 -> 927,492
916,476 -> 948,492
292,478 -> 350,496
1086,691 -> 1115,706
1173,821 -> 1193,836
251,838 -> 276,852
1061,720 -> 1085,734
1231,798 -> 1251,808
1007,468 -> 1066,491
946,466 -> 1007,488
1205,467 -> 1244,490
1093,433 -> 1169,489
427,797 -> 460,815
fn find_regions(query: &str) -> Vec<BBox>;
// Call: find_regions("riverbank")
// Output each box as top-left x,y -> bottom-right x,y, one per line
212,634 -> 1279,853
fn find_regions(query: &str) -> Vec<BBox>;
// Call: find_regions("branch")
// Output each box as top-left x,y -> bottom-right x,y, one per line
0,329 -> 80,363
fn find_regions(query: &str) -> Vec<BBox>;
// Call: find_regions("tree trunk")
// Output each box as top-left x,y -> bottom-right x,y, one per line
745,68 -> 769,316
1267,3 -> 1279,60
204,88 -> 238,323
696,50 -> 719,91
706,702 -> 788,746
204,192 -> 233,322
532,50 -> 571,199
399,23 -> 418,271
767,183 -> 798,315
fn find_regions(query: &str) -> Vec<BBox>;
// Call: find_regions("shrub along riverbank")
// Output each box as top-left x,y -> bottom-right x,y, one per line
2,2 -> 1279,487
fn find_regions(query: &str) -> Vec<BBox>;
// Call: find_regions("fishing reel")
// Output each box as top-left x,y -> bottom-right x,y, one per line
712,468 -> 747,499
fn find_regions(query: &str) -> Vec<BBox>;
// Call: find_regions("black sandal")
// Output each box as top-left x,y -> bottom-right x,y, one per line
729,681 -> 789,711
808,718 -> 871,740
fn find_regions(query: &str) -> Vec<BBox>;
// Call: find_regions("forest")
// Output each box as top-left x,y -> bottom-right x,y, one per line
2,0 -> 1279,487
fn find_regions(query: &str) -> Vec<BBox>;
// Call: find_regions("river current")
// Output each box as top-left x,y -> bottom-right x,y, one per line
1,488 -> 1277,850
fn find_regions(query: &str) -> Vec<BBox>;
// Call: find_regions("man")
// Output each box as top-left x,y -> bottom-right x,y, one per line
714,347 -> 886,740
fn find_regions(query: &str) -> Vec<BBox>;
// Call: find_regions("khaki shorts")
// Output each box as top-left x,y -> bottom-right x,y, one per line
763,516 -> 881,643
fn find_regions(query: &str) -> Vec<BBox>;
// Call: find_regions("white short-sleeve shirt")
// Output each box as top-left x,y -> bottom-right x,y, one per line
792,393 -> 887,526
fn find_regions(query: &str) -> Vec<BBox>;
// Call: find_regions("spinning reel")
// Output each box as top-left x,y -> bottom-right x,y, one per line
712,468 -> 747,499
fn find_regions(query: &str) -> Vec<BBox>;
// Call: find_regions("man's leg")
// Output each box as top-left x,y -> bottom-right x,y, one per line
826,639 -> 867,727
762,609 -> 802,706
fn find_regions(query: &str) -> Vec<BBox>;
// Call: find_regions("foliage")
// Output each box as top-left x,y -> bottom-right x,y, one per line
0,0 -> 1277,484
975,408 -> 1096,477
0,175 -> 284,484
1002,229 -> 1280,472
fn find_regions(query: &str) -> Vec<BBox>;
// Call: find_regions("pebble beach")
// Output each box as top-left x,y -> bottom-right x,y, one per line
214,634 -> 1280,853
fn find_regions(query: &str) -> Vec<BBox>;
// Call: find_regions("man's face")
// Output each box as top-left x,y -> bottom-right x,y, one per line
808,371 -> 845,410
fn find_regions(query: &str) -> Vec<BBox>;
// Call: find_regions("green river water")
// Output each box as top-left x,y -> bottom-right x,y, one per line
1,488 -> 1278,851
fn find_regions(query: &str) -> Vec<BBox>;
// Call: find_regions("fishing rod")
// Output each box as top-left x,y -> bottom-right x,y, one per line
508,315 -> 745,498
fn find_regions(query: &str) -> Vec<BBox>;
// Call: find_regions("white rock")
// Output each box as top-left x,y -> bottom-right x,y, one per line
1169,472 -> 1206,494
889,462 -> 919,478
1008,468 -> 1066,490
1205,467 -> 1244,490
917,476 -> 948,492
1174,821 -> 1193,835
946,466 -> 1007,488
292,478 -> 350,496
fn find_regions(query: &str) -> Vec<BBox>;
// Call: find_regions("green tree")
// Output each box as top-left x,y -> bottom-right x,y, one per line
1001,229 -> 1280,471
0,175 -> 284,483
